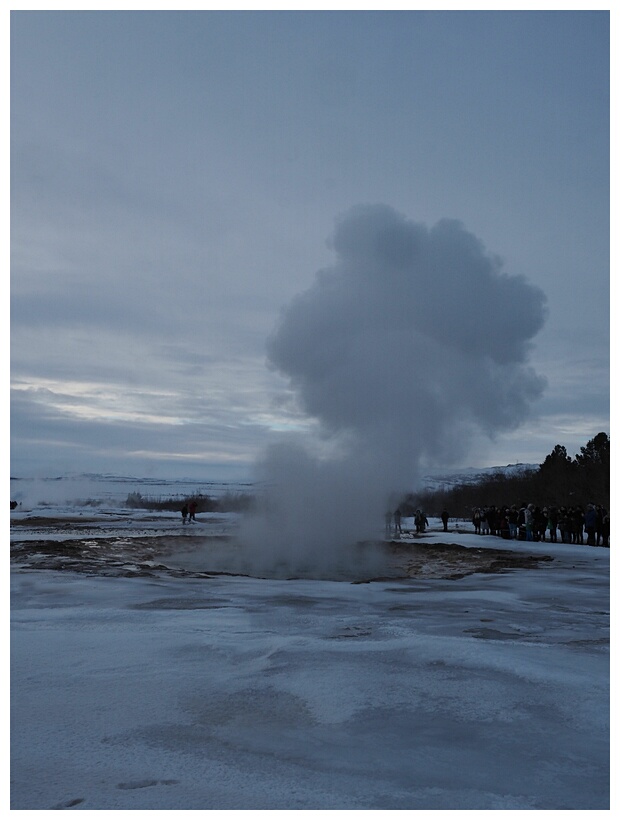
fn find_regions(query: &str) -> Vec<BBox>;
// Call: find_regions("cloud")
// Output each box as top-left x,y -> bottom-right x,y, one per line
9,376 -> 275,479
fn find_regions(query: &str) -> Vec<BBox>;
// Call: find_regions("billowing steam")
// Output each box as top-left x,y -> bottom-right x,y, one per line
240,204 -> 547,575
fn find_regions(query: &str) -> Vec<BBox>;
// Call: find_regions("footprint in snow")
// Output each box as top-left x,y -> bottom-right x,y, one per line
117,779 -> 179,790
51,797 -> 85,809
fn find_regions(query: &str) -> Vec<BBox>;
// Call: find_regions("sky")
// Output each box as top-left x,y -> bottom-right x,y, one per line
9,8 -> 610,482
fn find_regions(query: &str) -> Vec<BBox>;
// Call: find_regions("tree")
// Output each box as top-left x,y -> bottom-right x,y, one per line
538,444 -> 575,505
575,432 -> 610,470
573,433 -> 610,506
540,444 -> 573,472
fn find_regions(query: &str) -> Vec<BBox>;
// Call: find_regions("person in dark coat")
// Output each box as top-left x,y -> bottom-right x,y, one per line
472,509 -> 482,534
415,510 -> 428,534
518,504 -> 527,540
534,507 -> 546,541
602,512 -> 610,548
584,504 -> 597,546
595,506 -> 605,546
547,506 -> 558,543
573,506 -> 585,544
499,507 -> 510,539
487,505 -> 498,536
558,508 -> 569,543
508,505 -> 519,539
440,509 -> 449,532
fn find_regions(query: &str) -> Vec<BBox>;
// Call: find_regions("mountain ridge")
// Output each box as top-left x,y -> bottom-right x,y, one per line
422,463 -> 537,491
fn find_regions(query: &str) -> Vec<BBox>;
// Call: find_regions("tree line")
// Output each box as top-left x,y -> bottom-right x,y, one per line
400,432 -> 610,518
124,490 -> 255,513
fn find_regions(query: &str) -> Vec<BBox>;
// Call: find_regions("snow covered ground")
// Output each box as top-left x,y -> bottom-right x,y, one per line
10,505 -> 609,811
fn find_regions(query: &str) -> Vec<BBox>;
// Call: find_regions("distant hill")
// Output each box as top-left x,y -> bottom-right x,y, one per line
421,463 -> 537,492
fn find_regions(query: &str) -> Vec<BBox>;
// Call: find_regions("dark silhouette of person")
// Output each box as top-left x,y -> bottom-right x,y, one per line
547,506 -> 558,543
487,505 -> 498,536
602,512 -> 610,548
441,509 -> 449,532
558,508 -> 569,543
393,508 -> 402,536
499,507 -> 510,539
472,508 -> 482,534
595,506 -> 605,546
508,505 -> 519,539
181,504 -> 189,525
584,504 -> 597,546
415,510 -> 428,534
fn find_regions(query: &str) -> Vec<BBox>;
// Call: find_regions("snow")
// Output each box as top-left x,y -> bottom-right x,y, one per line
10,502 -> 609,811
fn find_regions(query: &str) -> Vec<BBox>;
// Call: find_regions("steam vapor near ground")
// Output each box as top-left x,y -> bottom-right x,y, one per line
241,204 -> 547,574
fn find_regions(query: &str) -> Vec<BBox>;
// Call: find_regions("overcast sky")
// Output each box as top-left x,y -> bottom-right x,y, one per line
10,9 -> 610,481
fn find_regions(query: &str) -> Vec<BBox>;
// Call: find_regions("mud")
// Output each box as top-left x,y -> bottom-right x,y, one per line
10,531 -> 553,581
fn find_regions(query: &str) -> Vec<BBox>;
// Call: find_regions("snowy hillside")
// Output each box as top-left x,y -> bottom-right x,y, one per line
422,463 -> 537,492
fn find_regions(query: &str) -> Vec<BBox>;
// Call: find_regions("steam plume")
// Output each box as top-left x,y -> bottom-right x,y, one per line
241,204 -> 547,573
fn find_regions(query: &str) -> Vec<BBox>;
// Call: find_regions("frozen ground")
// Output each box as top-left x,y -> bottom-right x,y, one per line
10,506 -> 610,811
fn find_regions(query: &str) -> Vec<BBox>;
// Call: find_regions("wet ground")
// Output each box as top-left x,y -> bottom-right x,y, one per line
10,525 -> 553,581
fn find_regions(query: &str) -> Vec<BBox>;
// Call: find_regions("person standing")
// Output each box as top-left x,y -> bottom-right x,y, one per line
547,506 -> 558,543
602,512 -> 610,548
518,503 -> 527,540
572,507 -> 585,544
393,508 -> 402,536
441,509 -> 449,532
595,506 -> 605,546
534,507 -> 546,541
415,510 -> 429,534
508,505 -> 519,539
499,507 -> 510,539
487,505 -> 498,537
584,504 -> 597,546
480,509 -> 489,536
524,504 -> 534,542
473,508 -> 482,535
558,507 -> 569,543
181,504 -> 189,525
188,500 -> 197,522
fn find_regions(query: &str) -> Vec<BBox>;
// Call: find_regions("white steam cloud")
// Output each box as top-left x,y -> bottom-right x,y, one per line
241,204 -> 547,575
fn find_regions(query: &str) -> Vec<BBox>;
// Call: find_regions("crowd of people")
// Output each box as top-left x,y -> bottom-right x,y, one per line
471,502 -> 610,547
385,502 -> 610,547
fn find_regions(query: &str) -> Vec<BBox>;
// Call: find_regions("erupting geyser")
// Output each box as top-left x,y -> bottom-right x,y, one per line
241,204 -> 548,575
